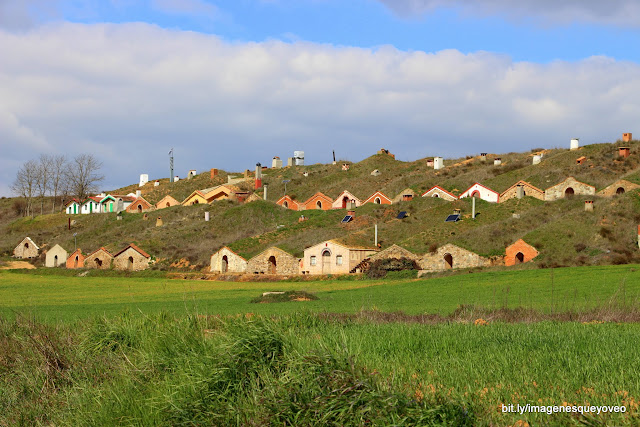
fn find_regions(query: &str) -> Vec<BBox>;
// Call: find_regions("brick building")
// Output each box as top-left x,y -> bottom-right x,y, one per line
505,239 -> 539,266
363,191 -> 392,205
66,249 -> 85,269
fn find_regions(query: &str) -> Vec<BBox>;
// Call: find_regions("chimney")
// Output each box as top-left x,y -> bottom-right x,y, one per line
623,133 -> 632,143
480,153 -> 487,162
494,158 -> 502,166
255,163 -> 262,189
570,138 -> 580,151
347,209 -> 355,218
516,184 -> 524,199
210,168 -> 218,178
585,200 -> 594,212
638,225 -> 640,249
619,147 -> 631,158
263,185 -> 268,200
156,217 -> 163,227
136,190 -> 141,198
205,212 -> 210,222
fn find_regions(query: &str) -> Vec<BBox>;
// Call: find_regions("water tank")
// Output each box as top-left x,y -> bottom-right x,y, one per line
570,138 -> 579,151
294,151 -> 305,166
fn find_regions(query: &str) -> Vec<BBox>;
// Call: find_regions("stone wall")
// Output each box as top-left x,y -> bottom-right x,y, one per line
84,249 -> 113,269
368,244 -> 419,262
113,247 -> 150,271
544,177 -> 595,201
247,247 -> 300,275
13,238 -> 39,259
45,245 -> 68,268
419,244 -> 489,271
211,247 -> 247,273
500,182 -> 545,203
598,180 -> 640,197
505,239 -> 539,266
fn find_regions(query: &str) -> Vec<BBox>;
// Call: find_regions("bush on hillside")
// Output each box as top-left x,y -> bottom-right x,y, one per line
367,257 -> 419,279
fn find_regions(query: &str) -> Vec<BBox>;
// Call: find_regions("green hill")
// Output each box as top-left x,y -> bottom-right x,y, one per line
2,138 -> 640,270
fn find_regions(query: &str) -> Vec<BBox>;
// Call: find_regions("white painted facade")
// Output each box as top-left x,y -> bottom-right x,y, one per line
459,183 -> 499,203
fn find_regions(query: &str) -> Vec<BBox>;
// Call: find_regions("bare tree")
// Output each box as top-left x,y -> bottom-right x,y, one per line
66,154 -> 104,201
36,154 -> 53,215
49,154 -> 67,213
11,159 -> 38,217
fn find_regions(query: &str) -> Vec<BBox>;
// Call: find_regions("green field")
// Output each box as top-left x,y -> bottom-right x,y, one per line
3,266 -> 640,425
2,264 -> 640,321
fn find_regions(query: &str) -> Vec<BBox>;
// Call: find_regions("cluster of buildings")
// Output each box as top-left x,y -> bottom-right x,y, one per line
13,237 -> 152,271
209,239 -> 540,276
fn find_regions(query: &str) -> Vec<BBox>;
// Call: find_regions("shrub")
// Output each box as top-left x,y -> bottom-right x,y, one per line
367,257 -> 419,279
574,243 -> 587,253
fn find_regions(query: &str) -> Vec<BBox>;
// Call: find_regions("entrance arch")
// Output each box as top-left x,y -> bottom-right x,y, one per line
564,187 -> 574,198
95,258 -> 102,267
443,253 -> 453,269
221,255 -> 228,273
342,196 -> 349,209
515,252 -> 525,264
74,256 -> 79,269
128,256 -> 134,271
54,255 -> 58,267
137,204 -> 143,213
471,191 -> 481,198
616,187 -> 625,195
283,201 -> 288,209
316,201 -> 322,209
321,249 -> 331,274
268,256 -> 277,274
374,197 -> 381,204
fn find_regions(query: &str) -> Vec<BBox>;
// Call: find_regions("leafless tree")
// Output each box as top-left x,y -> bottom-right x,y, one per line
66,154 -> 104,201
11,159 -> 38,217
49,154 -> 68,213
36,154 -> 53,215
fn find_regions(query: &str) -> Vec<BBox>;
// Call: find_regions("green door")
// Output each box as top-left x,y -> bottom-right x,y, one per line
110,203 -> 113,212
74,204 -> 77,214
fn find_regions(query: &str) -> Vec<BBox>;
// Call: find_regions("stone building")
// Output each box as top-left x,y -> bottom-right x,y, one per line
505,239 -> 539,266
13,237 -> 39,259
84,248 -> 114,270
544,177 -> 595,201
421,186 -> 457,201
597,179 -> 640,197
156,195 -> 180,209
419,243 -> 489,271
126,197 -> 153,213
368,244 -> 420,263
276,195 -> 300,210
66,249 -> 85,269
301,192 -> 333,210
45,244 -> 68,268
459,183 -> 500,203
392,188 -> 418,203
363,191 -> 392,205
499,181 -> 545,203
246,247 -> 300,275
332,191 -> 362,209
302,240 -> 377,275
210,247 -> 247,273
113,244 -> 151,271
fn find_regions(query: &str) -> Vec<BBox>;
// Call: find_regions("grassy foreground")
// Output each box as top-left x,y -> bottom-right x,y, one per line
1,312 -> 639,426
1,264 -> 640,321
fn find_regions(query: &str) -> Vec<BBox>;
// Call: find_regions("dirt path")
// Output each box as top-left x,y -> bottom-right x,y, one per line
0,261 -> 36,270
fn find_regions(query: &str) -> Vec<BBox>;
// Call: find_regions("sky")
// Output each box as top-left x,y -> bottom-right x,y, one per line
1,0 -> 640,196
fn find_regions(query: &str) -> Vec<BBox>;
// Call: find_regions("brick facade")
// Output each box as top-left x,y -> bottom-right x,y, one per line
247,247 -> 300,275
419,243 -> 489,271
66,249 -> 85,269
363,191 -> 392,205
276,195 -> 300,211
210,247 -> 248,273
505,239 -> 539,266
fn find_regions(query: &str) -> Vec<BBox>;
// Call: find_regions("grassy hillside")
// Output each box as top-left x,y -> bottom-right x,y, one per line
2,138 -> 640,269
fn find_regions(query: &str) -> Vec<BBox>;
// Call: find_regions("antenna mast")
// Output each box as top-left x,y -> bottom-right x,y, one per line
169,148 -> 174,183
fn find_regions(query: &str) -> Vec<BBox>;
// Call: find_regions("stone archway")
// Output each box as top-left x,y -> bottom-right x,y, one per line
321,249 -> 331,274
95,258 -> 102,267
565,187 -> 574,198
268,256 -> 277,274
222,255 -> 228,273
444,253 -> 453,269
128,256 -> 134,271
283,201 -> 288,209
74,256 -> 79,268
616,187 -> 625,195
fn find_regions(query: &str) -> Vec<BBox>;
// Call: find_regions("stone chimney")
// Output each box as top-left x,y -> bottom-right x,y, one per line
585,200 -> 594,212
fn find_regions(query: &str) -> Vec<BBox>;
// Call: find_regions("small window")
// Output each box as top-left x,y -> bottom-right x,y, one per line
336,255 -> 343,266
310,256 -> 316,266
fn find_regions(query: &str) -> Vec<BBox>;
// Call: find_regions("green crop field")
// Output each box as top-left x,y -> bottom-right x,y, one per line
3,265 -> 640,425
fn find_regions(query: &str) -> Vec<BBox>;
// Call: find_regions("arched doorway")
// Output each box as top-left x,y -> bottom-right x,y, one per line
444,253 -> 453,269
316,201 -> 322,209
565,187 -> 574,198
137,204 -> 143,213
471,191 -> 481,198
54,255 -> 58,267
221,255 -> 228,273
616,187 -> 625,195
283,201 -> 288,209
74,256 -> 79,269
128,256 -> 134,271
342,196 -> 349,209
95,258 -> 102,268
433,194 -> 439,198
268,256 -> 277,274
166,202 -> 170,208
24,242 -> 29,250
515,252 -> 525,264
193,200 -> 199,205
321,249 -> 331,274
374,197 -> 381,204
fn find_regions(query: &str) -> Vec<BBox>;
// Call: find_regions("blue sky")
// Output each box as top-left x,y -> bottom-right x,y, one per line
1,0 -> 639,195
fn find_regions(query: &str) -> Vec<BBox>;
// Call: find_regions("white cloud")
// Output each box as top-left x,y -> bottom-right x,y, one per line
0,22 -> 639,196
377,0 -> 640,27
150,0 -> 218,19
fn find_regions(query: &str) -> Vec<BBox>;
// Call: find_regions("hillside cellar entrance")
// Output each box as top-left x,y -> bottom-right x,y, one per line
444,253 -> 453,269
617,187 -> 625,195
95,258 -> 102,267
128,256 -> 134,271
322,249 -> 331,274
268,256 -> 277,274
342,196 -> 349,208
515,252 -> 524,264
565,187 -> 574,198
74,256 -> 79,268
316,201 -> 322,209
54,255 -> 58,267
374,197 -> 381,204
221,255 -> 229,273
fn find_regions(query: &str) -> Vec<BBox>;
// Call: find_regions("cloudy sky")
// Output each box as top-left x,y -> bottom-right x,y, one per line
1,0 -> 639,195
